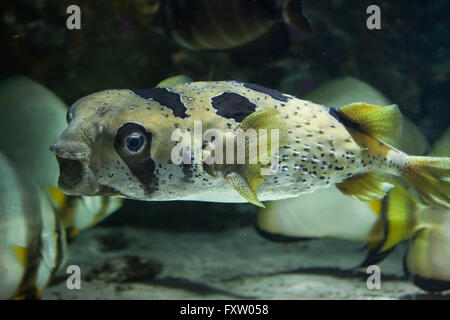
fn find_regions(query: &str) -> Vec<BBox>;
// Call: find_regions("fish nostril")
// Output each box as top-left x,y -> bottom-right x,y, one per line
49,144 -> 62,155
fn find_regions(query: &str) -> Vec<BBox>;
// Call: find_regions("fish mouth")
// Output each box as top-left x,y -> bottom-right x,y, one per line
51,144 -> 98,196
56,157 -> 84,191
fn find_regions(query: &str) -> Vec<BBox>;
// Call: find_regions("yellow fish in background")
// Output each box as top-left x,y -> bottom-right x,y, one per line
47,187 -> 123,239
256,78 -> 450,292
159,0 -> 312,50
0,77 -> 123,236
0,151 -> 68,299
50,77 -> 449,210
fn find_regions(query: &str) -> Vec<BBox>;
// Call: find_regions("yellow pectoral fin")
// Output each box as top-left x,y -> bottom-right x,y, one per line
226,108 -> 289,208
238,108 -> 288,151
156,75 -> 192,87
226,170 -> 265,208
336,172 -> 394,201
337,102 -> 403,144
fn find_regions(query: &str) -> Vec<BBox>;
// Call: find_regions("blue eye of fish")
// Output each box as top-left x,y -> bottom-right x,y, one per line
125,134 -> 145,153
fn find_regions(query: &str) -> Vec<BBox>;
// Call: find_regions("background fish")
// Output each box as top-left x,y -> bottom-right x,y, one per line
161,0 -> 312,50
0,77 -> 123,236
0,151 -> 67,299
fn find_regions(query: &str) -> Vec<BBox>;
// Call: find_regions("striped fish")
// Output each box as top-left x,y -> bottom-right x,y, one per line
0,151 -> 67,299
0,77 -> 123,237
162,0 -> 312,50
48,187 -> 123,239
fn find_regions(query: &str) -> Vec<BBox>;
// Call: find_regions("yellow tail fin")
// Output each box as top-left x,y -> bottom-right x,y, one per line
403,156 -> 450,209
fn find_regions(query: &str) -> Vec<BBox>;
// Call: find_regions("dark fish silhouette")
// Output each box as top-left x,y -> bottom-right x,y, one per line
161,0 -> 312,50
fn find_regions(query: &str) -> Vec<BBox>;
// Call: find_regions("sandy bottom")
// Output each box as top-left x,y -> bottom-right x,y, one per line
42,226 -> 448,300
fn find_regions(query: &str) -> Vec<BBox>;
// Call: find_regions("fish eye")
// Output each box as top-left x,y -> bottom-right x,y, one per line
115,122 -> 151,157
124,132 -> 146,153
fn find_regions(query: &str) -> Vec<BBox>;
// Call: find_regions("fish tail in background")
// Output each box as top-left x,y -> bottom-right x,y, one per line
402,156 -> 450,209
282,0 -> 313,33
404,207 -> 450,292
360,183 -> 423,266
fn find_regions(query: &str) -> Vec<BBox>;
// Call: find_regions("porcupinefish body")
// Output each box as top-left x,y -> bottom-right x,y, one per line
50,79 -> 450,209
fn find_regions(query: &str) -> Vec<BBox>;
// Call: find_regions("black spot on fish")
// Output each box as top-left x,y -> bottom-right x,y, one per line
328,107 -> 343,122
131,87 -> 188,119
328,107 -> 362,132
243,83 -> 290,102
114,123 -> 158,196
211,92 -> 256,122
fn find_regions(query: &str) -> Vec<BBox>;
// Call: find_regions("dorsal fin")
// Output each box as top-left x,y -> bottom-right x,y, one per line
336,103 -> 403,144
156,75 -> 192,88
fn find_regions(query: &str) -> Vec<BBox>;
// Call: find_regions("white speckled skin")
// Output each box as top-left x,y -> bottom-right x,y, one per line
51,81 -> 408,203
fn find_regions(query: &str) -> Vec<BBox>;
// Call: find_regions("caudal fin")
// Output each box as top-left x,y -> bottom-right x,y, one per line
403,156 -> 450,209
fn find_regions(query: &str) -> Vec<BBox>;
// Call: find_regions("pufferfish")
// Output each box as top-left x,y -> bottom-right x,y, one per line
50,77 -> 450,210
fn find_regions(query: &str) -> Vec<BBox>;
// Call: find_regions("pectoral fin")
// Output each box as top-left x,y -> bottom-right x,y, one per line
226,170 -> 265,208
237,108 -> 288,151
225,108 -> 288,207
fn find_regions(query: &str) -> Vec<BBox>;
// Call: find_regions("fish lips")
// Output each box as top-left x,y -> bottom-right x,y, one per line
50,144 -> 98,196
